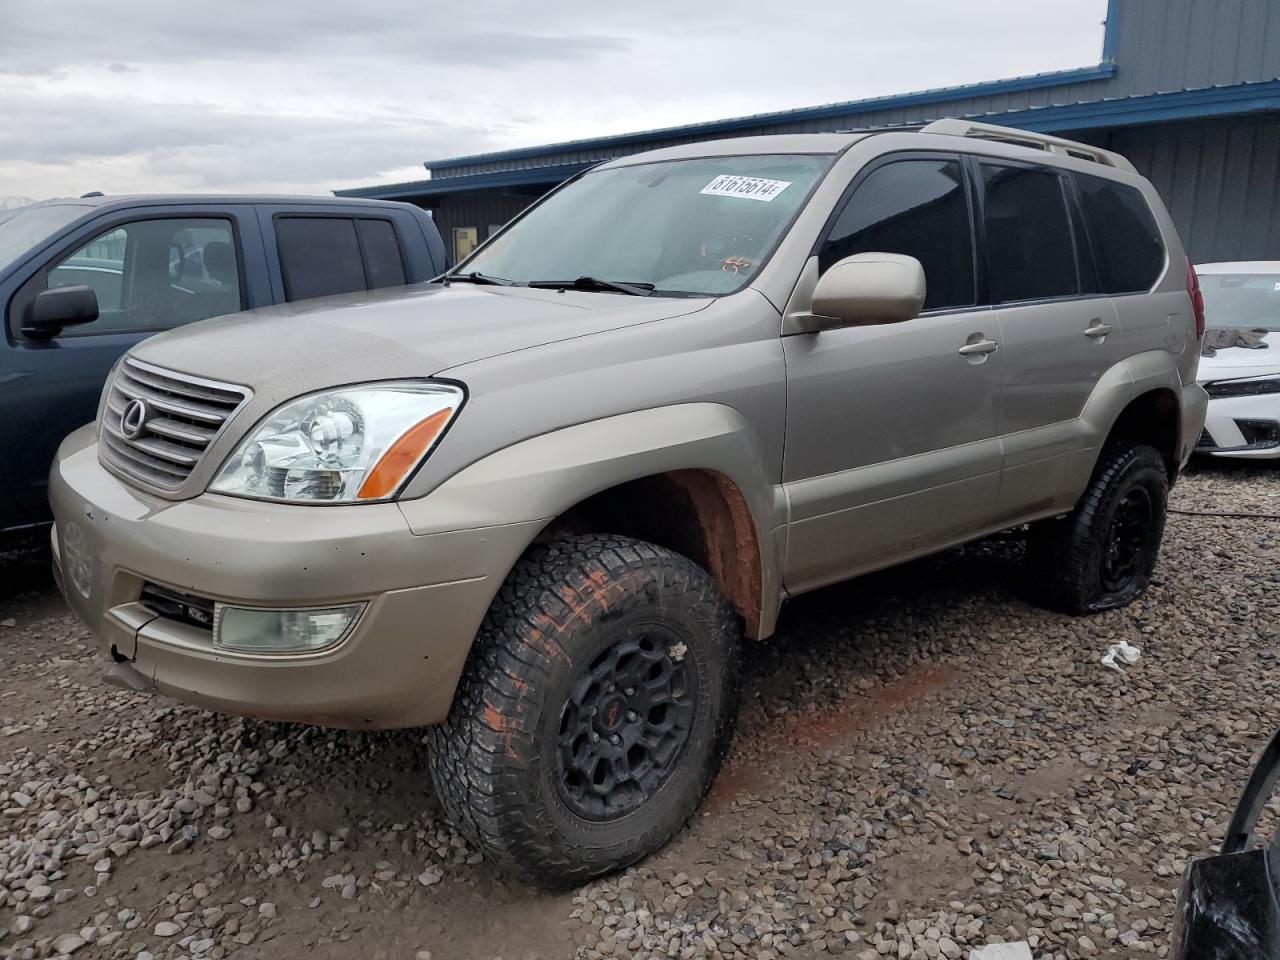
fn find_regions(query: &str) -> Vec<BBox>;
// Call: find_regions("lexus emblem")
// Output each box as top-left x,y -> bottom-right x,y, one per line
120,399 -> 150,440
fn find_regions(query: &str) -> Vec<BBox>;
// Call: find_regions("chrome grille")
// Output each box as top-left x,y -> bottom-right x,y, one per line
100,358 -> 250,491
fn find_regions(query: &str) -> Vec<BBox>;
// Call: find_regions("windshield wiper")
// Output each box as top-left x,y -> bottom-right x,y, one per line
445,271 -> 515,286
527,276 -> 654,297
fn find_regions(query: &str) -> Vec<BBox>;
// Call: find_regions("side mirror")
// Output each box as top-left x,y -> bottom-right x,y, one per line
23,284 -> 100,339
788,253 -> 926,334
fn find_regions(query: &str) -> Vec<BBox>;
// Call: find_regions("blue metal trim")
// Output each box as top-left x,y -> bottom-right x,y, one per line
335,162 -> 597,200
1101,0 -> 1121,63
425,62 -> 1118,172
981,79 -> 1280,133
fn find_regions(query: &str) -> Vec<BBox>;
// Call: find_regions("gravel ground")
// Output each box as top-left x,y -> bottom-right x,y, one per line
1,459 -> 1277,960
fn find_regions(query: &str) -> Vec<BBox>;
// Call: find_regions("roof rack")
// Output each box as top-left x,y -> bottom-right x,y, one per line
919,119 -> 1137,173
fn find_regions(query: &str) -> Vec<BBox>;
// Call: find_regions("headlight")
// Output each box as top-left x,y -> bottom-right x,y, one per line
209,381 -> 463,503
1204,375 -> 1280,399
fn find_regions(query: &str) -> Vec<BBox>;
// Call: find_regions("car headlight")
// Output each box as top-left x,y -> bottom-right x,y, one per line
209,381 -> 463,503
1204,375 -> 1280,399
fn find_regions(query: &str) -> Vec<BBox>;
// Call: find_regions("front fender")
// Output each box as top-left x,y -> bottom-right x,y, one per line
396,402 -> 784,635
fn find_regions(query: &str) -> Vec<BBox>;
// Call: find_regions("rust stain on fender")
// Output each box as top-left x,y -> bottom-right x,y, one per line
669,470 -> 763,637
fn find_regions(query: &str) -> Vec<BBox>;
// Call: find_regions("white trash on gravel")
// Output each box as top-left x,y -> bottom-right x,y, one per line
969,943 -> 1034,960
1100,639 -> 1141,673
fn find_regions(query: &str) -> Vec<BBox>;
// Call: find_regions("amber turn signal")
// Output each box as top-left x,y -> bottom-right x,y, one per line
356,407 -> 454,500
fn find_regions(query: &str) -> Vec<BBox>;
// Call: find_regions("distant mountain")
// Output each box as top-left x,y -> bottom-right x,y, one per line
1,196 -> 36,210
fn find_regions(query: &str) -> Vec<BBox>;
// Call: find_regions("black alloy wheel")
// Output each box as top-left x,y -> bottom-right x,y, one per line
557,630 -> 696,820
1100,486 -> 1155,593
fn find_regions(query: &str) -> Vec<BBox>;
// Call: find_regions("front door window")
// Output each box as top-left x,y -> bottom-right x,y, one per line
46,218 -> 242,335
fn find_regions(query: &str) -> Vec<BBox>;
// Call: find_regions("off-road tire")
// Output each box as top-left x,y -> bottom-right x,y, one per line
1028,443 -> 1169,614
427,534 -> 741,887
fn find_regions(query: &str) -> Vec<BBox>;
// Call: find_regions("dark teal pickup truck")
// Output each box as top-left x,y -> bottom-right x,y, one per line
0,195 -> 447,536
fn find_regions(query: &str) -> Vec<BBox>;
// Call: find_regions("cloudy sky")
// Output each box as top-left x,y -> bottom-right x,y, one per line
0,0 -> 1108,201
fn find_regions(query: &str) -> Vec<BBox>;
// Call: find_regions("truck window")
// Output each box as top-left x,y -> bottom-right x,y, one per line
276,217 -> 365,301
819,159 -> 975,312
44,217 -> 242,335
1074,173 -> 1165,294
356,219 -> 407,289
277,216 -> 408,300
980,164 -> 1079,303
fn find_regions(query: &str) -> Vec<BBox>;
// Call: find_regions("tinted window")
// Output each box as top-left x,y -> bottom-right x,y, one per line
277,217 -> 365,301
981,164 -> 1078,303
819,159 -> 974,311
357,219 -> 406,289
44,218 -> 241,336
1075,173 -> 1164,294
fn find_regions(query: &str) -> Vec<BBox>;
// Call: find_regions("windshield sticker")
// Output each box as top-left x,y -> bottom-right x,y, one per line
700,174 -> 792,202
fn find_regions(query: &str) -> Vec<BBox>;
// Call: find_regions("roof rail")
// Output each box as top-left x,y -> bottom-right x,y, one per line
919,119 -> 1137,173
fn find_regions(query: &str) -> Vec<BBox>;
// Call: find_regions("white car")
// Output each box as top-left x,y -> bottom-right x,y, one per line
1195,261 -> 1280,458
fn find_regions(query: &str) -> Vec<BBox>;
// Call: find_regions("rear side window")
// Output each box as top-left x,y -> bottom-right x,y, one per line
1075,173 -> 1165,294
819,158 -> 975,311
356,219 -> 407,289
980,164 -> 1078,303
277,218 -> 364,301
276,216 -> 407,302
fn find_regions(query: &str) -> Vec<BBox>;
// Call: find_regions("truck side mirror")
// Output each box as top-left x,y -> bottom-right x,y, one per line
23,285 -> 100,339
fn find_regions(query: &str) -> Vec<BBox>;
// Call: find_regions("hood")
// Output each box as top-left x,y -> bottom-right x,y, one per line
130,282 -> 710,388
1197,331 -> 1280,383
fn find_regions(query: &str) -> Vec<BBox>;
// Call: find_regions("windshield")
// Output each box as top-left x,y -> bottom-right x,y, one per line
1200,273 -> 1280,332
460,154 -> 833,296
0,203 -> 89,273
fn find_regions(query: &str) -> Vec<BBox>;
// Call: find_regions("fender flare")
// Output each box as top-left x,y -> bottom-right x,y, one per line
397,402 -> 784,636
1078,349 -> 1183,439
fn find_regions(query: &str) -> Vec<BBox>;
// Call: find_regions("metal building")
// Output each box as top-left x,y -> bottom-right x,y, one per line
338,0 -> 1280,266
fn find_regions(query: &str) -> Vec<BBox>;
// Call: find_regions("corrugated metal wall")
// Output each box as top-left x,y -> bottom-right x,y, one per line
426,192 -> 534,264
1100,115 -> 1280,262
1106,0 -> 1280,96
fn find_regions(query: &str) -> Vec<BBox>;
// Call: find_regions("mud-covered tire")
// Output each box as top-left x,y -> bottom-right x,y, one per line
427,534 -> 741,887
1028,444 -> 1169,615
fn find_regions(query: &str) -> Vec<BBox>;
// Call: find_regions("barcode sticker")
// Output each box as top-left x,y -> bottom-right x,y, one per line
700,174 -> 792,202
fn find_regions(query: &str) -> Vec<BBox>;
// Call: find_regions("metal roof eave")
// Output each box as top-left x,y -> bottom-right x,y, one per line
988,77 -> 1280,133
423,62 -> 1119,174
338,79 -> 1280,202
334,162 -> 597,200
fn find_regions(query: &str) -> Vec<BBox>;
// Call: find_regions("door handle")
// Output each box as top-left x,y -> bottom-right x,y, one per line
957,338 -> 1000,356
1085,321 -> 1114,338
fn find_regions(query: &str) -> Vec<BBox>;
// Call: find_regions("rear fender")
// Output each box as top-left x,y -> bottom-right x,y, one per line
1067,349 -> 1187,491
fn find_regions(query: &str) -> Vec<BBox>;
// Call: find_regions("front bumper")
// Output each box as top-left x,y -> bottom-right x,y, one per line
49,425 -> 544,728
1196,391 -> 1280,459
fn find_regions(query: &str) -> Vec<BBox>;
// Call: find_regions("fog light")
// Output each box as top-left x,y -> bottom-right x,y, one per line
213,604 -> 362,654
